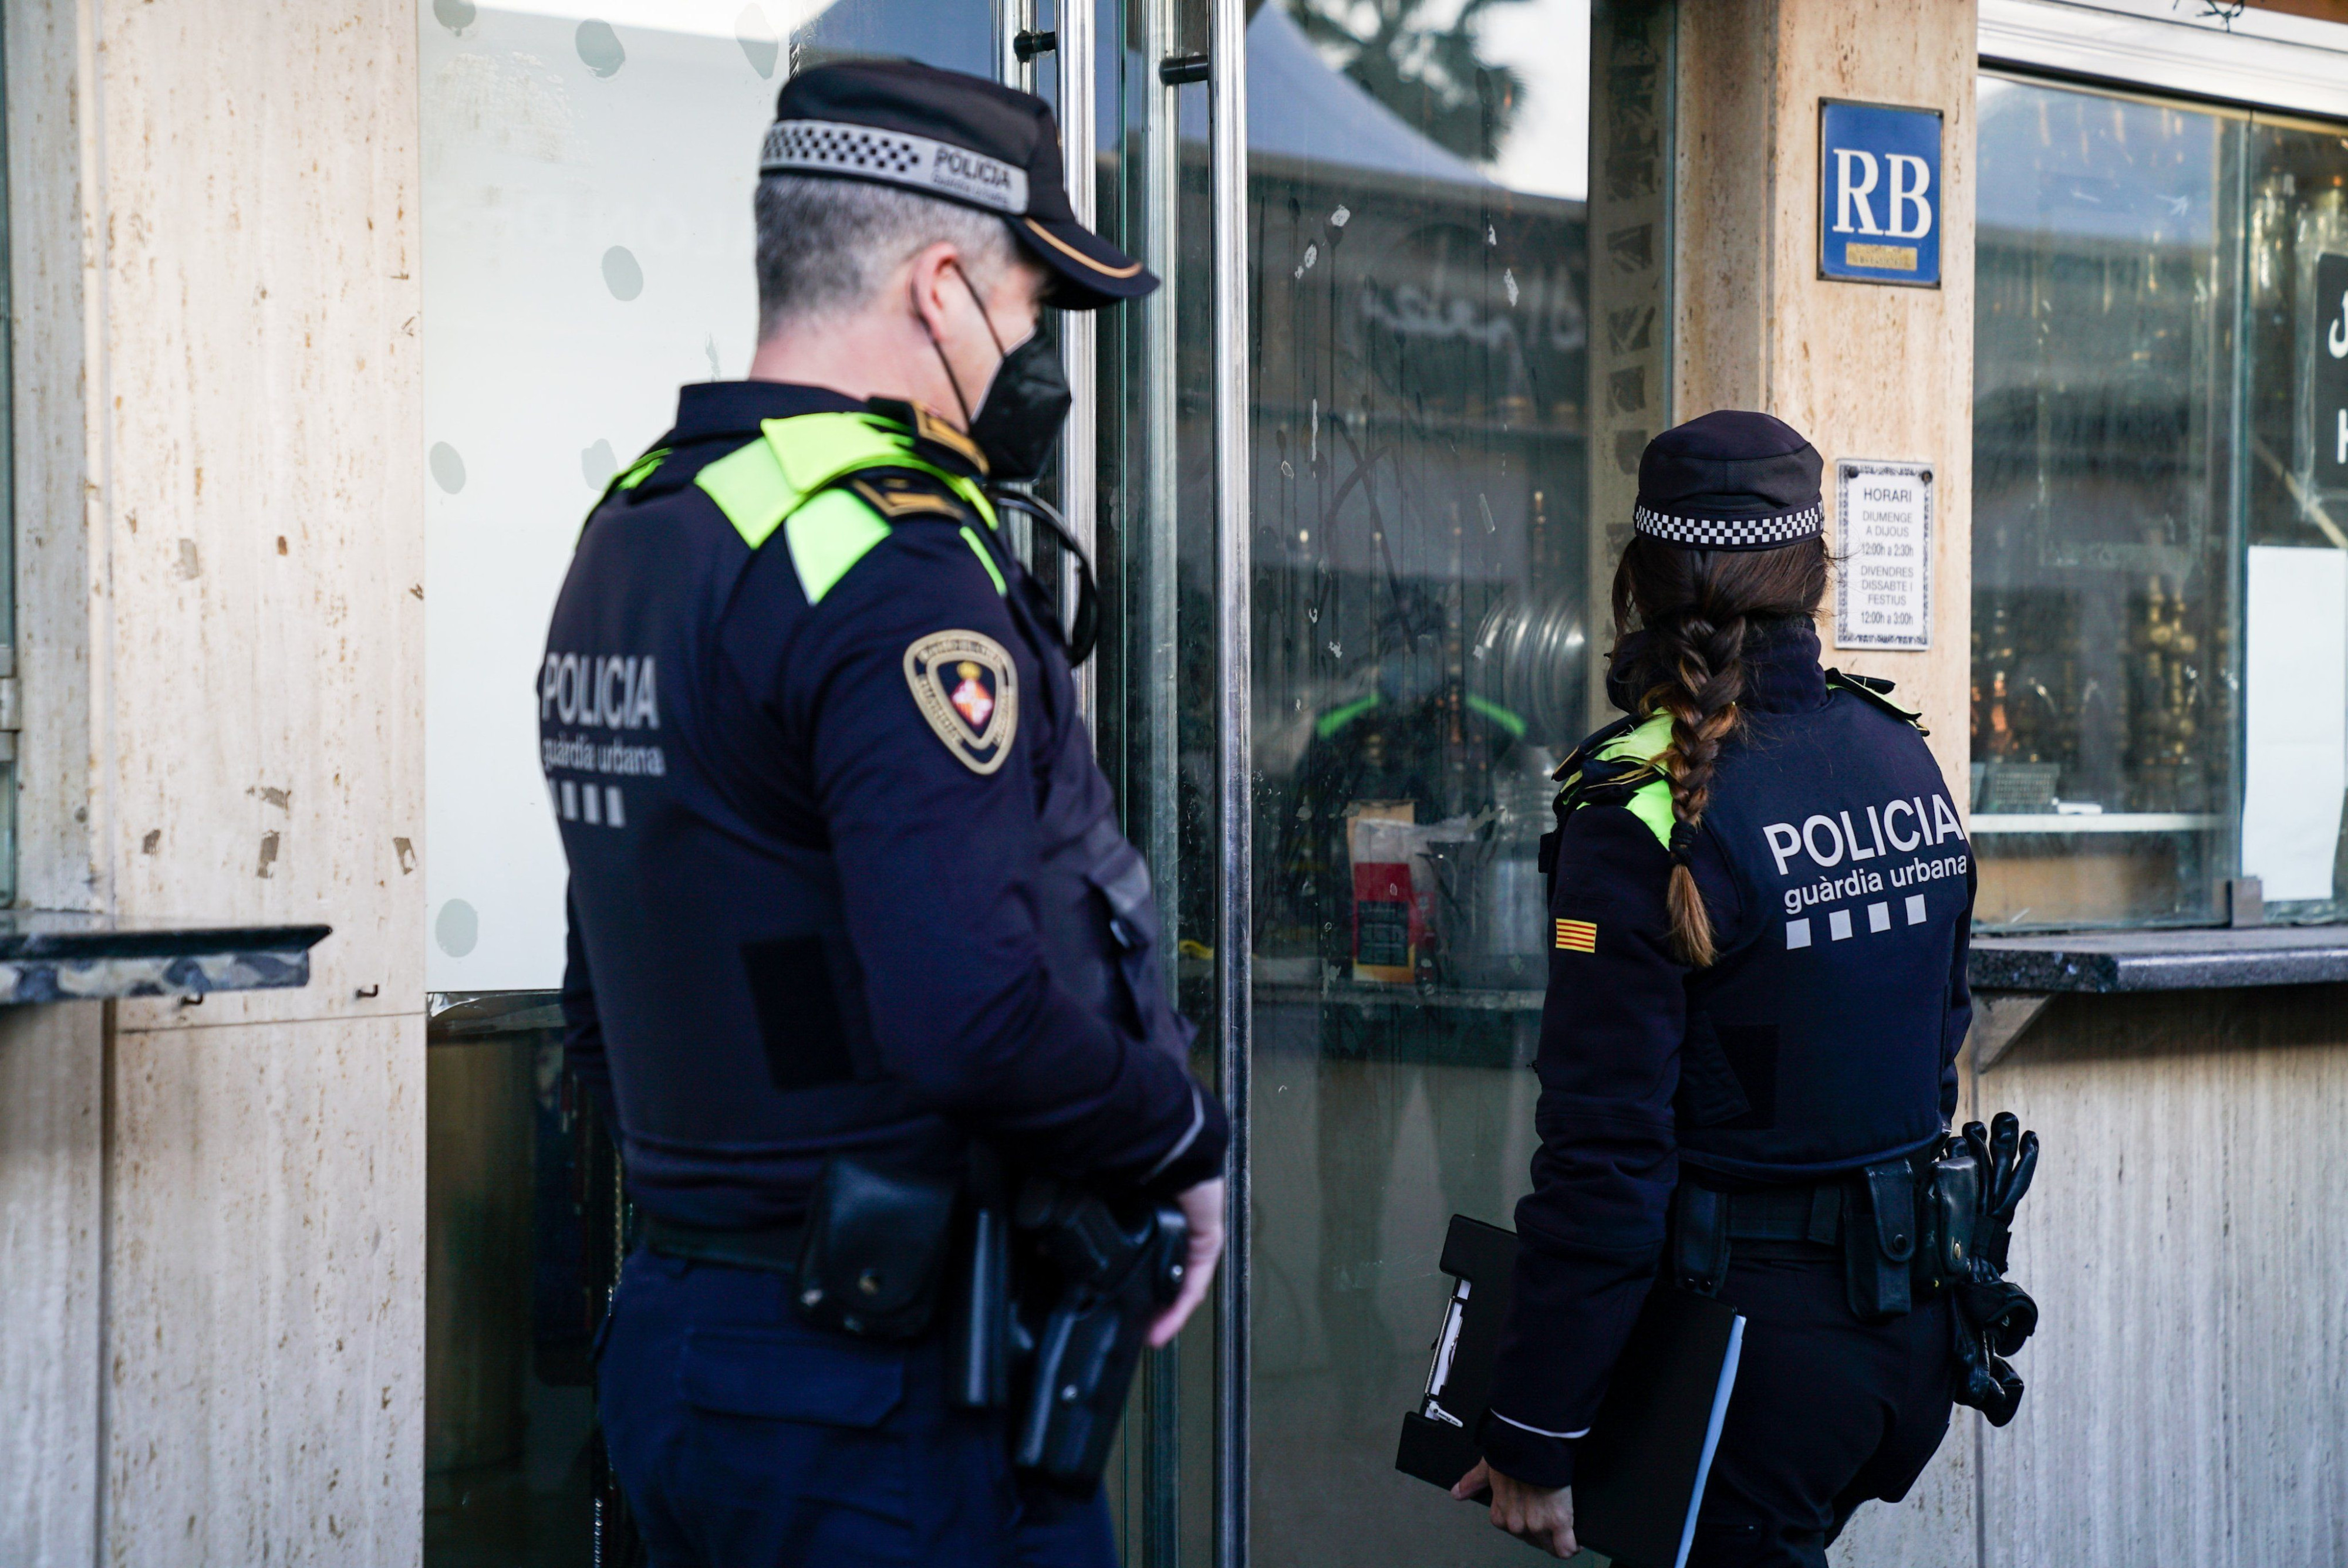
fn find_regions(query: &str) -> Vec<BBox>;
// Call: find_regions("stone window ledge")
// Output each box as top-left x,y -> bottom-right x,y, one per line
0,913 -> 330,1005
1968,926 -> 2348,1068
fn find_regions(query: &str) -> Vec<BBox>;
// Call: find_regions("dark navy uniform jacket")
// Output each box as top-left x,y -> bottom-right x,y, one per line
545,381 -> 1225,1231
1480,621 -> 1974,1488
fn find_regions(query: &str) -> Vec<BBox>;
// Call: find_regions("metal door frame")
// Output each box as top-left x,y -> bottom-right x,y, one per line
1019,1 -> 1250,1559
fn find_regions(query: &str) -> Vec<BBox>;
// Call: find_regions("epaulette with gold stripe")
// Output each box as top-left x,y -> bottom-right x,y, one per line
848,473 -> 970,521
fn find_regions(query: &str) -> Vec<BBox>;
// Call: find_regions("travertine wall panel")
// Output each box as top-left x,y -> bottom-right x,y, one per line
104,1013 -> 425,1566
91,0 -> 425,1030
0,1005 -> 104,1568
0,2 -> 427,1564
8,0 -> 105,911
1979,988 -> 2348,1568
1,2 -> 111,1553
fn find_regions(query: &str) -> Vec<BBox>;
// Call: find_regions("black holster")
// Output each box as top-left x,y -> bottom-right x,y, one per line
1005,1175 -> 1189,1492
1671,1183 -> 1730,1296
1669,1116 -> 2042,1425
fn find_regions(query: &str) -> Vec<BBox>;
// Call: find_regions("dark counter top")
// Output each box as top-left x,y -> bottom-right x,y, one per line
1969,925 -> 2348,993
0,913 -> 331,1004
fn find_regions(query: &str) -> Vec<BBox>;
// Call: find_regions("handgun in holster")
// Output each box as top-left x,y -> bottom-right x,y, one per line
946,1171 -> 1188,1491
1010,1175 -> 1188,1489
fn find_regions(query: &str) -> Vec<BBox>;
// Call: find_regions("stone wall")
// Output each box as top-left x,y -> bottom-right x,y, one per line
0,2 -> 426,1562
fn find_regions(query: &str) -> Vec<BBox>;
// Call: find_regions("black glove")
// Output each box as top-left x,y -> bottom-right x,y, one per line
1946,1112 -> 2040,1425
1951,1309 -> 2027,1427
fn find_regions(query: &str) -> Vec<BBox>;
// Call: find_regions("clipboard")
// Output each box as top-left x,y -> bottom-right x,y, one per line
1396,1215 -> 1746,1568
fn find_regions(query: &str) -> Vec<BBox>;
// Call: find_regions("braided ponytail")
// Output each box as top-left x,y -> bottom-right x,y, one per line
1610,535 -> 1830,967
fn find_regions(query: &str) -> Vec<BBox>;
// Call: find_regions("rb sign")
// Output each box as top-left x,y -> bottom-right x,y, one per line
1819,100 -> 1942,288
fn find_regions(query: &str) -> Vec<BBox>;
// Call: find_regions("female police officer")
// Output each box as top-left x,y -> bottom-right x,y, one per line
1450,411 -> 1977,1564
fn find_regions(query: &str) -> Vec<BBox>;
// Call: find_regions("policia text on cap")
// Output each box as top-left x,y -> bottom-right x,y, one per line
540,60 -> 1227,1567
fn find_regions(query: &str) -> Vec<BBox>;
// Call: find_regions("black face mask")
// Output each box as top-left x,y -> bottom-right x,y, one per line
923,265 -> 1098,665
931,263 -> 1071,482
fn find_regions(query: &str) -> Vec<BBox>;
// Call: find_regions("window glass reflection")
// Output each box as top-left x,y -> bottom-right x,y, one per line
1972,79 -> 2241,927
1973,77 -> 2348,927
1242,5 -> 1632,1562
2241,118 -> 2348,921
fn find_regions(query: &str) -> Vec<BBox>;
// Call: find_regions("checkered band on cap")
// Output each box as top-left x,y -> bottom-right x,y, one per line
761,117 -> 1030,217
1632,502 -> 1824,550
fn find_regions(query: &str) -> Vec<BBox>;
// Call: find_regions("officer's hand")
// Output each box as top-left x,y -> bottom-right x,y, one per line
1452,1459 -> 1577,1558
1147,1177 -> 1226,1347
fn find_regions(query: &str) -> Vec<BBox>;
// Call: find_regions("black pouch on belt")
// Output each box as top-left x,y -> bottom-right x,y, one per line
794,1154 -> 960,1341
1844,1159 -> 1916,1321
1670,1182 -> 1731,1297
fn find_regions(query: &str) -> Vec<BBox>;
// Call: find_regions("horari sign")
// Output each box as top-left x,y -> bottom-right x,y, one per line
1819,100 -> 1941,288
1834,461 -> 1932,651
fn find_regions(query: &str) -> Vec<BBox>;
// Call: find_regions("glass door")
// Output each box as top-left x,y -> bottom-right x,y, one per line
1094,4 -> 1671,1562
1236,2 -> 1665,1564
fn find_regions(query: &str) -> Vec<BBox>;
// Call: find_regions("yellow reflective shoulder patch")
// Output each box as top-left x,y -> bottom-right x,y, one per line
1625,776 -> 1675,853
903,631 -> 1018,775
1598,711 -> 1675,766
784,489 -> 892,606
696,437 -> 798,549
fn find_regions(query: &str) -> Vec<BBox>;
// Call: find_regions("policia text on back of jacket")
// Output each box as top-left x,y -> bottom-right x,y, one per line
539,61 -> 1228,1568
1450,413 -> 2039,1567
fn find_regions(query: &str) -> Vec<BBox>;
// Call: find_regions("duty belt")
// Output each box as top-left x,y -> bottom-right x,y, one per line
646,1216 -> 805,1274
1717,1182 -> 1844,1249
1668,1116 -> 2044,1428
1671,1152 -> 1929,1317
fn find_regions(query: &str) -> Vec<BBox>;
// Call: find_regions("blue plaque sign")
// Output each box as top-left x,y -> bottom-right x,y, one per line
1819,100 -> 1942,288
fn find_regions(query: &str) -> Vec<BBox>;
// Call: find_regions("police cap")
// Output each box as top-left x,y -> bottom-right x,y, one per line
762,57 -> 1157,310
1633,410 -> 1825,550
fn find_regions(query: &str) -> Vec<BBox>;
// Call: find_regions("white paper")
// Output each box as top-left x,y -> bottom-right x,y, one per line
1833,460 -> 1933,650
2241,546 -> 2348,903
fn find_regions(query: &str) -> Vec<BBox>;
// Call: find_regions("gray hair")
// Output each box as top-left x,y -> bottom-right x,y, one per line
754,174 -> 1021,337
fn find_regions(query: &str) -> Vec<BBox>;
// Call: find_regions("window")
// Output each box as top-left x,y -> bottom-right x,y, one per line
1234,4 -> 1665,1560
1972,75 -> 2348,927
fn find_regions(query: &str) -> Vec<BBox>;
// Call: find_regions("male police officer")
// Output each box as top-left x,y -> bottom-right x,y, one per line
542,59 -> 1227,1566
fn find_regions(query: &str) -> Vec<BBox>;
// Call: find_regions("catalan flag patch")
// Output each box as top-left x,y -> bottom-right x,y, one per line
1554,918 -> 1598,953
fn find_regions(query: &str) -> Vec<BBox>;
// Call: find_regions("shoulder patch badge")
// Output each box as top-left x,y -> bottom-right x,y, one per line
903,631 -> 1018,774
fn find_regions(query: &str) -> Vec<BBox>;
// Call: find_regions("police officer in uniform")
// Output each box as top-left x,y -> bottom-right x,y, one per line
542,59 -> 1227,1566
1451,413 -> 1989,1564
